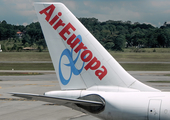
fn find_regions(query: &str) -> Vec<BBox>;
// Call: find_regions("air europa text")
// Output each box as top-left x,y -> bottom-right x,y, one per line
39,4 -> 107,80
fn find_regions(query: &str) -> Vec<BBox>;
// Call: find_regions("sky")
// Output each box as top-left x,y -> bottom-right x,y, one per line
0,0 -> 170,27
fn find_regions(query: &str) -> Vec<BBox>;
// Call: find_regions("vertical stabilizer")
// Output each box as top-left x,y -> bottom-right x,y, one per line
34,2 -> 159,92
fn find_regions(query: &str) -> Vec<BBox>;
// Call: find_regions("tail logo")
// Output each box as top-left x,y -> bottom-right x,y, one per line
39,4 -> 107,85
59,35 -> 85,85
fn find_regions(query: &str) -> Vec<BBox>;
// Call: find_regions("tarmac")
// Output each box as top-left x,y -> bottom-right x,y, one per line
0,70 -> 170,120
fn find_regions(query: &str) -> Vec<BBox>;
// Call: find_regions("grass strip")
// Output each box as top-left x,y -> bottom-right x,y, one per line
0,63 -> 54,70
0,72 -> 43,76
1,51 -> 170,62
0,63 -> 170,71
0,52 -> 51,61
111,52 -> 170,62
147,81 -> 170,83
120,63 -> 170,71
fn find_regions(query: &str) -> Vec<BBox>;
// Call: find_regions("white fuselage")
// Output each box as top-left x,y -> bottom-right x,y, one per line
95,92 -> 170,120
45,90 -> 170,120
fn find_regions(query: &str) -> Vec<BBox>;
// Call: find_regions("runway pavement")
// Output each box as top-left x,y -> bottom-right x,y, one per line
0,70 -> 170,120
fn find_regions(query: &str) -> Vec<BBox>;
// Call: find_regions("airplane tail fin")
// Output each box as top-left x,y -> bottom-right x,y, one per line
34,2 -> 159,92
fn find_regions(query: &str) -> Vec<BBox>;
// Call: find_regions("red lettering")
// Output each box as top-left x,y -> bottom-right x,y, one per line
40,5 -> 108,80
59,23 -> 76,40
39,4 -> 55,22
68,38 -> 80,49
58,12 -> 62,16
81,50 -> 92,62
74,42 -> 87,53
53,19 -> 66,30
49,15 -> 59,26
67,34 -> 76,42
95,66 -> 107,80
85,57 -> 101,70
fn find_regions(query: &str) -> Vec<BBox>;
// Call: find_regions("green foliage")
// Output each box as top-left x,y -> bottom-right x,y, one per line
113,35 -> 126,51
22,34 -> 31,45
78,18 -> 170,51
11,43 -> 18,51
104,42 -> 114,50
1,44 -> 6,51
0,19 -> 170,51
37,46 -> 42,52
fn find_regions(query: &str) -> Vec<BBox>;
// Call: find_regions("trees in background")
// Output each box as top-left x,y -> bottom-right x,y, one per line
79,18 -> 170,50
0,19 -> 170,52
0,21 -> 45,51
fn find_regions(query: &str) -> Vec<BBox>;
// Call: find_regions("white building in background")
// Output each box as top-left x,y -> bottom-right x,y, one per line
0,44 -> 2,52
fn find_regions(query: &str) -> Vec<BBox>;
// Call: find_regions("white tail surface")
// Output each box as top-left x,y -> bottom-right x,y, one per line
34,2 -> 159,92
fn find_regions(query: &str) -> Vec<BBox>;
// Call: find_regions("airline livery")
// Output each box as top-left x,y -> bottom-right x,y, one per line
11,2 -> 170,120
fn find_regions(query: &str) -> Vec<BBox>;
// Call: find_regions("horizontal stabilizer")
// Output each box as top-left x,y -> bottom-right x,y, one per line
10,92 -> 103,106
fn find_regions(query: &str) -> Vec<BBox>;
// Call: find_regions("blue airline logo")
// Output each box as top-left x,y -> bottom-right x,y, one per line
59,35 -> 85,85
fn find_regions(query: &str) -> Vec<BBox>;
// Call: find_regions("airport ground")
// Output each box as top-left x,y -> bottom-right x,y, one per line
0,70 -> 170,120
0,51 -> 170,119
1,51 -> 170,71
